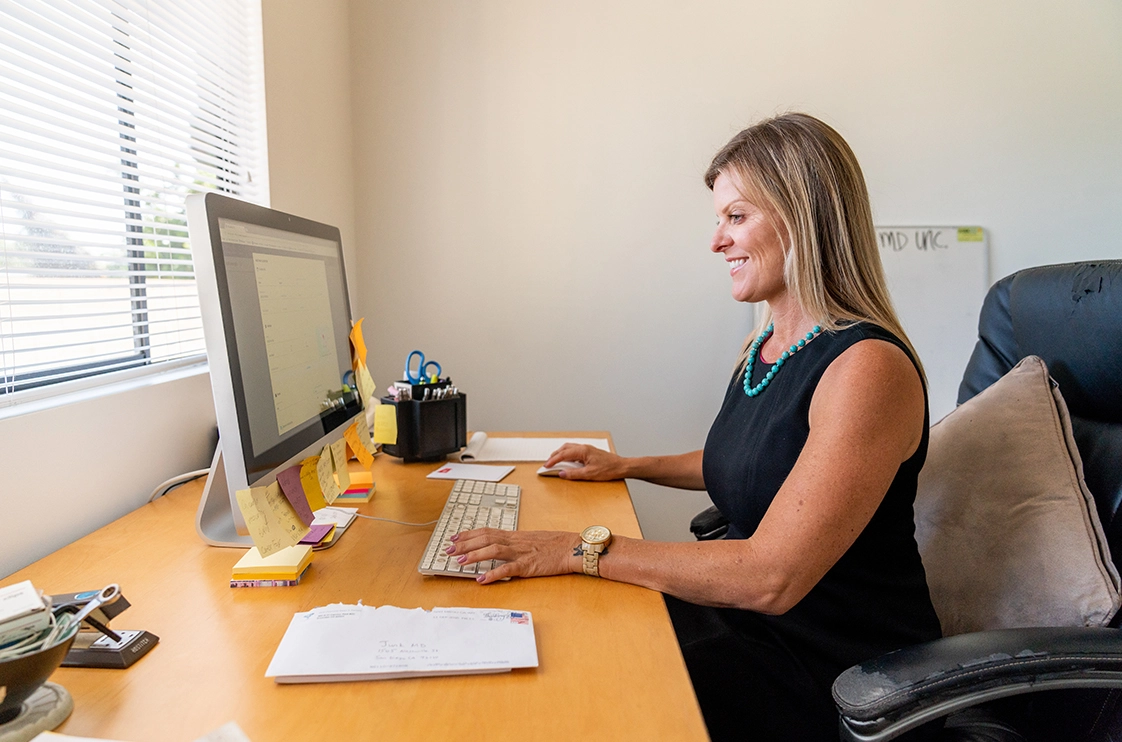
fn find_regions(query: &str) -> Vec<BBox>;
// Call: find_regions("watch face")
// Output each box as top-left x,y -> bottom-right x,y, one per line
582,525 -> 611,545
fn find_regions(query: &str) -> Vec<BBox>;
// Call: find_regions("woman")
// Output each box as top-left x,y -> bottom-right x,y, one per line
446,113 -> 941,741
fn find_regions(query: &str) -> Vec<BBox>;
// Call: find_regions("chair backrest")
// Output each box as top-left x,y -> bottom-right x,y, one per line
958,260 -> 1122,571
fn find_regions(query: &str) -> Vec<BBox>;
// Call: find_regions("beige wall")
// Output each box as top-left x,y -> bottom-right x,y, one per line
262,0 -> 357,294
348,0 -> 1122,540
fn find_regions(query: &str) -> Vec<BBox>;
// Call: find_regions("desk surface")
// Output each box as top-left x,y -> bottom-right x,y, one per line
4,433 -> 707,741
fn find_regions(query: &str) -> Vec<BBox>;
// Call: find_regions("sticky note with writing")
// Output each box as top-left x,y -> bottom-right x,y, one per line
344,422 -> 375,469
330,438 -> 352,491
373,404 -> 398,445
235,483 -> 310,558
300,457 -> 327,511
355,361 -> 377,406
355,410 -> 377,454
276,465 -> 314,526
316,445 -> 341,504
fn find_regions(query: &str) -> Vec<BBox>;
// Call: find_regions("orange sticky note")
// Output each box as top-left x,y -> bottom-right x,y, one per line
344,421 -> 375,469
350,318 -> 368,368
300,457 -> 327,512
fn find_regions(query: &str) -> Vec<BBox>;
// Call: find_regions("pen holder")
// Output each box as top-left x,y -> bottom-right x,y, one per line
380,383 -> 467,463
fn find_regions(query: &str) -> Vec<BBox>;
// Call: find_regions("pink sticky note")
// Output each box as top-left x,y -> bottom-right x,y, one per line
276,465 -> 314,526
299,524 -> 334,545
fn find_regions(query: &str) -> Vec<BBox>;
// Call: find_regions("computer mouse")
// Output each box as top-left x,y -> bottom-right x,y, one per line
536,461 -> 584,477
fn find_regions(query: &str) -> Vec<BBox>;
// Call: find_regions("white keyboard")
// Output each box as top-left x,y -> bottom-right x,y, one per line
418,479 -> 521,577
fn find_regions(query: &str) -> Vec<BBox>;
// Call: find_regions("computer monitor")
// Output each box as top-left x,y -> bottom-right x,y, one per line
186,193 -> 363,547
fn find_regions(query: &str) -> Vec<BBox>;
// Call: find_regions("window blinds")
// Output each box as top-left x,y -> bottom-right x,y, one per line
0,0 -> 265,401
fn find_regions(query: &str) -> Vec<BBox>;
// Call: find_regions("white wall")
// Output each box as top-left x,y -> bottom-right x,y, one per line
0,0 -> 356,579
348,0 -> 1122,541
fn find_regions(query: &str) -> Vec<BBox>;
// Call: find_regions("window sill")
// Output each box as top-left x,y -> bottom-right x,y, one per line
0,358 -> 210,422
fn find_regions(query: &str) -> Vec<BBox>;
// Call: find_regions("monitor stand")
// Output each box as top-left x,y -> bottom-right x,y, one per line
195,444 -> 254,548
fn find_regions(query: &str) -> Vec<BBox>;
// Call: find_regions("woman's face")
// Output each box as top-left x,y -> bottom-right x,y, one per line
710,172 -> 787,305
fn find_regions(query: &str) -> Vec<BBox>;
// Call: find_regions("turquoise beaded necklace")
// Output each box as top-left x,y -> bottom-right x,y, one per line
743,323 -> 823,397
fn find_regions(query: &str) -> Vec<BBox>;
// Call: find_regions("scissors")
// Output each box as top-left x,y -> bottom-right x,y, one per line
404,350 -> 442,384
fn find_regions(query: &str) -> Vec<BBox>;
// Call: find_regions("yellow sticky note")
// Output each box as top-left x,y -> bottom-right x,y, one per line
300,457 -> 327,512
331,437 -> 352,491
344,421 -> 375,469
373,403 -> 398,445
355,361 -> 377,406
350,318 -> 368,367
355,410 -> 377,454
957,226 -> 984,242
316,445 -> 341,504
235,483 -> 310,558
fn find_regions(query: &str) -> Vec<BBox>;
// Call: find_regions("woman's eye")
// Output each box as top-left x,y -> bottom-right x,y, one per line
730,213 -> 744,224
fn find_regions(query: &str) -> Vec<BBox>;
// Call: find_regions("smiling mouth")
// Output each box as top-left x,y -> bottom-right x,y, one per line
728,258 -> 747,273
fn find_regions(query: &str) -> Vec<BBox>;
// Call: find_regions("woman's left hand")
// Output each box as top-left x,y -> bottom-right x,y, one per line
448,528 -> 582,584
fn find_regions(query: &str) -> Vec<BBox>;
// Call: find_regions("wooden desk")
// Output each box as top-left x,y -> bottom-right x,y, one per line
3,434 -> 707,741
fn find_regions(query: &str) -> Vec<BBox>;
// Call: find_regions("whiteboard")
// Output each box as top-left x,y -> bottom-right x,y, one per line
876,226 -> 989,422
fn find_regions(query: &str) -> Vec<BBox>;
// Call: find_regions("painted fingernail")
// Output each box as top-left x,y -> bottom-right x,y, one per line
456,555 -> 467,563
449,533 -> 459,542
476,575 -> 485,582
445,546 -> 455,554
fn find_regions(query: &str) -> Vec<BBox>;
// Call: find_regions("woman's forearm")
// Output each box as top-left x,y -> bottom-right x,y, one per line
622,450 -> 706,490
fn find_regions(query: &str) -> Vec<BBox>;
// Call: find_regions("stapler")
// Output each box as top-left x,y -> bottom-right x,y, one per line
50,588 -> 159,669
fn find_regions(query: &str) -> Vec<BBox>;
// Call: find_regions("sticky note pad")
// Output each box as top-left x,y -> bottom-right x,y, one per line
373,404 -> 398,445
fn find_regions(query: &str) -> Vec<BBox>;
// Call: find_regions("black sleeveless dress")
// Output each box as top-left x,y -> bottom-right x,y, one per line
668,323 -> 941,741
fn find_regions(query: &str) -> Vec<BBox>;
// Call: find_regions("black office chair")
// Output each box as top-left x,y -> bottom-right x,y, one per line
690,260 -> 1122,741
833,260 -> 1122,741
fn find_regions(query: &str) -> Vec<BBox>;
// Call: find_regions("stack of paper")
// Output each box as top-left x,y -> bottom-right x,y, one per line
230,545 -> 313,588
451,432 -> 611,462
265,604 -> 538,682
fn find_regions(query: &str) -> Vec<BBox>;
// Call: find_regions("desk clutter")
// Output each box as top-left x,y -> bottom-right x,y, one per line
233,422 -> 377,559
0,581 -> 158,740
265,604 -> 538,683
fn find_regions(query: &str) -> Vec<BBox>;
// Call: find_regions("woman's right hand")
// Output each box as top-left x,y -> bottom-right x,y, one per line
544,444 -> 629,481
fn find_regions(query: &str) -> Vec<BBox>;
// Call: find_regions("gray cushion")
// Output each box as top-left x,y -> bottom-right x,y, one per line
916,356 -> 1120,636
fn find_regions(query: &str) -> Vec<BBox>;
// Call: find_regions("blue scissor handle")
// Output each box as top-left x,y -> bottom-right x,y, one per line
405,350 -> 442,384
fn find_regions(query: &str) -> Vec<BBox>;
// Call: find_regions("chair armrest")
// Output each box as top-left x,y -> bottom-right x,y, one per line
689,505 -> 729,540
832,627 -> 1122,742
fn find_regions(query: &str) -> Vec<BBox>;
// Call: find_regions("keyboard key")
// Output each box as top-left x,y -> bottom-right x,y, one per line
419,480 -> 522,578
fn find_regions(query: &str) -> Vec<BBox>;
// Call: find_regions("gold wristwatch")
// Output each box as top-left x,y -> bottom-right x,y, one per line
577,525 -> 612,577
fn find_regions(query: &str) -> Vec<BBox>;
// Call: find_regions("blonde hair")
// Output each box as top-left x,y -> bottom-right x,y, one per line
705,113 -> 924,379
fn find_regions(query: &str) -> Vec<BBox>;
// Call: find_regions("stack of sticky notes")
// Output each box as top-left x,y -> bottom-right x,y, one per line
334,469 -> 375,503
230,545 -> 313,588
310,507 -> 357,550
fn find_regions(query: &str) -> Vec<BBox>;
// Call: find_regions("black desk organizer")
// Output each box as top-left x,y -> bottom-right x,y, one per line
379,381 -> 466,463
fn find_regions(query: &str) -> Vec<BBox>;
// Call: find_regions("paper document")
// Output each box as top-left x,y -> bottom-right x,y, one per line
427,463 -> 514,482
265,604 -> 538,683
452,432 -> 611,462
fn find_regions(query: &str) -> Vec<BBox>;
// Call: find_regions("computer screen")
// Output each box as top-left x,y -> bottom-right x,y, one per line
186,193 -> 362,546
